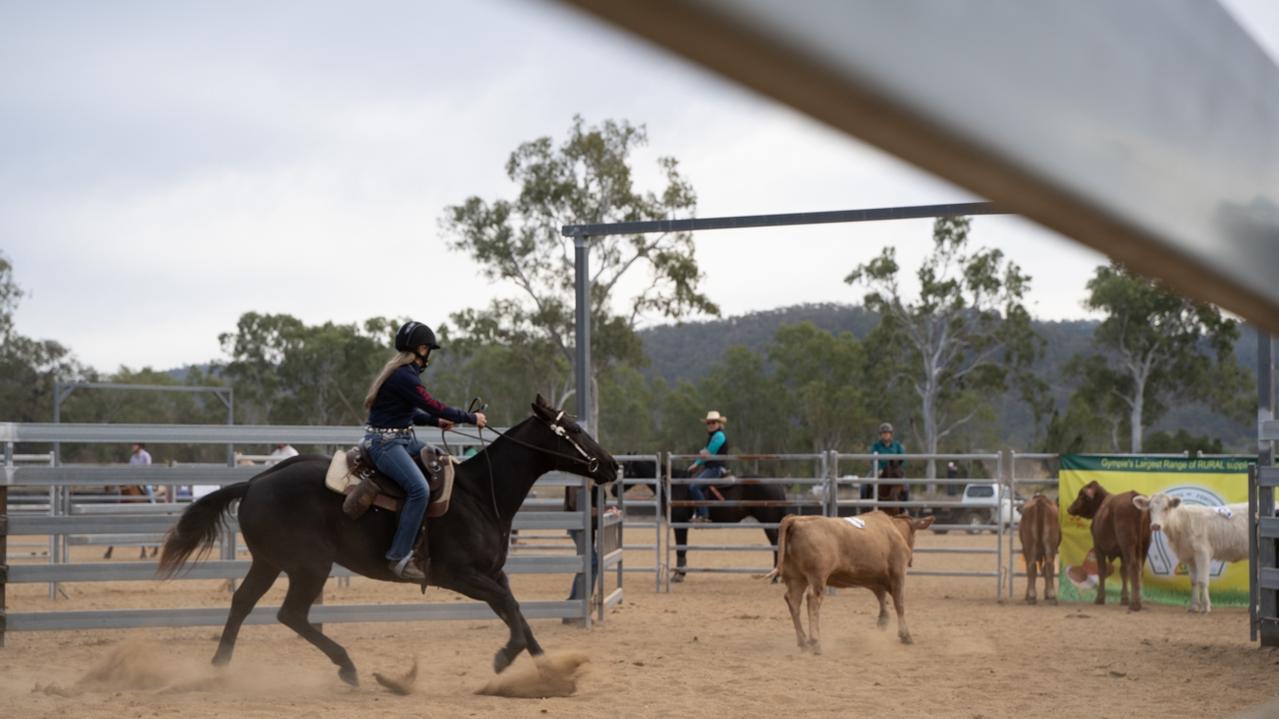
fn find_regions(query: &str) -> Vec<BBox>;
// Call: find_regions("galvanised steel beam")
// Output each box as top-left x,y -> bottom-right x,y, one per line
562,201 -> 1002,237
0,422 -> 496,445
556,0 -> 1279,332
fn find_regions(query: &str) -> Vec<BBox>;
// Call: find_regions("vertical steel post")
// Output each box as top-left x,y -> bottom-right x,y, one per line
1258,332 -> 1276,645
597,481 -> 608,623
225,389 -> 235,469
1,442 -> 9,646
1002,450 -> 1012,596
50,383 -> 64,601
653,453 -> 662,593
664,452 -> 672,593
996,450 -> 1006,602
573,235 -> 592,433
826,450 -> 838,517
1251,463 -> 1260,642
581,479 -> 593,628
51,382 -> 62,466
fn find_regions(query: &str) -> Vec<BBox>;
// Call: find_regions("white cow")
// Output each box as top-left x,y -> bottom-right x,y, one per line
1131,493 -> 1248,613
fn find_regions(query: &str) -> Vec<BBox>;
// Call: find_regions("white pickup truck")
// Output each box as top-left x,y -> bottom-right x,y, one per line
928,482 -> 1021,534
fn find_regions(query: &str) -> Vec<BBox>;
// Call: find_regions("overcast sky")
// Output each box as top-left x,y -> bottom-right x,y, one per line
3,1 -> 1277,372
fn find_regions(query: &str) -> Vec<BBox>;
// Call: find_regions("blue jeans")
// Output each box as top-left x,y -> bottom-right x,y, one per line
567,529 -> 600,601
365,433 -> 430,561
690,465 -> 724,519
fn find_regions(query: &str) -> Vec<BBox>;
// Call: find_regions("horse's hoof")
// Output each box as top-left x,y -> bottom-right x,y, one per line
671,572 -> 685,584
899,634 -> 914,645
210,653 -> 230,668
494,649 -> 513,674
808,641 -> 822,656
1025,597 -> 1037,605
339,666 -> 359,687
770,575 -> 780,585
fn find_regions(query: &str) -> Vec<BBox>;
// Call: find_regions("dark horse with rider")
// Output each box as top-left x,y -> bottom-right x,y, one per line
158,322 -> 620,686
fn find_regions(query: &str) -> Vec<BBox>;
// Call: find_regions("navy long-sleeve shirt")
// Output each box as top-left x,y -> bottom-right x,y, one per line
366,364 -> 476,429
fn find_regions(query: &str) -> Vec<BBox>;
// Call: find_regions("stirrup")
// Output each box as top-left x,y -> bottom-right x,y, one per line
390,554 -> 426,581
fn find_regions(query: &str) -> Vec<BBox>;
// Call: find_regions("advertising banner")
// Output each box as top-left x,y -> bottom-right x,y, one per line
1058,454 -> 1251,606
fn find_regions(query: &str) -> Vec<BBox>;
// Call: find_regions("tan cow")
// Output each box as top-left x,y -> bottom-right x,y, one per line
1019,494 -> 1062,605
763,511 -> 934,654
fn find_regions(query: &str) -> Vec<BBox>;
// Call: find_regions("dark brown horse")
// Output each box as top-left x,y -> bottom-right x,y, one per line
158,396 -> 619,686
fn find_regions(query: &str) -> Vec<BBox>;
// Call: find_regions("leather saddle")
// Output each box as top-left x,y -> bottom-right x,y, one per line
324,445 -> 455,520
705,473 -> 736,502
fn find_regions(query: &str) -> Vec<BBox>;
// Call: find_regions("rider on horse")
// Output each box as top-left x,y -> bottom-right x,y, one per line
863,421 -> 907,508
363,320 -> 487,581
687,410 -> 729,522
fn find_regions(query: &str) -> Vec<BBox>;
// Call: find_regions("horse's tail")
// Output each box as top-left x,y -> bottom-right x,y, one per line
157,482 -> 250,579
759,514 -> 798,581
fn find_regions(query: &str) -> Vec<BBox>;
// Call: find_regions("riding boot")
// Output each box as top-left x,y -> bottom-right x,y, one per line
412,524 -> 431,593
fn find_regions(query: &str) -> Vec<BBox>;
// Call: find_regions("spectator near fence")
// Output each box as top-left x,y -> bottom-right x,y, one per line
128,442 -> 155,501
265,443 -> 299,465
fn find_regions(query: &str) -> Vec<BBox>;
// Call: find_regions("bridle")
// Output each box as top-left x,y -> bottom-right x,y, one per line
438,400 -> 602,530
442,405 -> 600,474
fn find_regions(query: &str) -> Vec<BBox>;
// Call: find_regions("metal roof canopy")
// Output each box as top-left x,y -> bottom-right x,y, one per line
557,0 -> 1279,332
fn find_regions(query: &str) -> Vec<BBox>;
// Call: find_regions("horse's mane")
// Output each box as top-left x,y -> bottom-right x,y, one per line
452,414 -> 538,484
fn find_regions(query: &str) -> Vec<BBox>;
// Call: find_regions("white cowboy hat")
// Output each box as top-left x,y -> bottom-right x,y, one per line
702,411 -> 728,424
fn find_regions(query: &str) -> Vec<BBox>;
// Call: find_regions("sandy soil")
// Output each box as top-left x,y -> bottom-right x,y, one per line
2,527 -> 1277,718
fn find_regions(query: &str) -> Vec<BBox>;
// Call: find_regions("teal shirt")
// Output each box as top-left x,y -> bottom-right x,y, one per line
694,429 -> 727,466
871,439 -> 905,467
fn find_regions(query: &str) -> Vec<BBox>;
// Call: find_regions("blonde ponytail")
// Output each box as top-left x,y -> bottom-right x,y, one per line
364,351 -> 417,409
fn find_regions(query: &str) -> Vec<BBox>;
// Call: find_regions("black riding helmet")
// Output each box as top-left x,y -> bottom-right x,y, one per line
395,321 -> 441,353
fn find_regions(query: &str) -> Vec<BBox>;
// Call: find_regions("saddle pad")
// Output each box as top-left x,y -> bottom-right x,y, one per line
324,451 -> 358,494
843,517 -> 866,529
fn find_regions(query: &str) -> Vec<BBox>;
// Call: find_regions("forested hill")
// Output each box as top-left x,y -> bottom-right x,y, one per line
638,303 -> 1097,385
637,303 -> 1255,450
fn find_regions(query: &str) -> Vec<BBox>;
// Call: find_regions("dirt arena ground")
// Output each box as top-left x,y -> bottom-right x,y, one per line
3,526 -> 1278,718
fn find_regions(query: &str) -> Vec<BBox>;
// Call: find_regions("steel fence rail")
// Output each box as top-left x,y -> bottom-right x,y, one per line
664,452 -> 828,589
833,451 -> 1008,599
0,422 -> 504,445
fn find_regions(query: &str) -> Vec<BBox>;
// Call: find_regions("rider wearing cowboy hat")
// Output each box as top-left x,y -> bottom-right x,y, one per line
362,320 -> 487,581
687,411 -> 729,522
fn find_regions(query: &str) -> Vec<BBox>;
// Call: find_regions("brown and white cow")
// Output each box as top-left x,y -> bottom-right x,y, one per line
763,511 -> 934,654
1067,480 -> 1152,611
1132,493 -> 1248,613
1019,494 -> 1061,605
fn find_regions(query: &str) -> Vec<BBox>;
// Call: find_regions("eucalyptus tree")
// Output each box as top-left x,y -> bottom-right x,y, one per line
1069,262 -> 1244,452
845,216 -> 1044,475
441,116 -> 718,433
